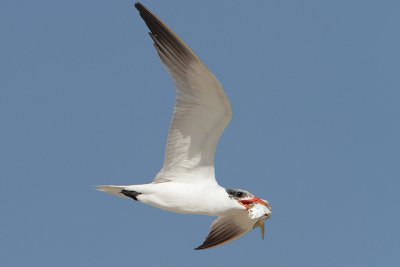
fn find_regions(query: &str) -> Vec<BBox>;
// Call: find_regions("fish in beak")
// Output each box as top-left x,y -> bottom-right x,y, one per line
239,196 -> 272,240
254,219 -> 266,239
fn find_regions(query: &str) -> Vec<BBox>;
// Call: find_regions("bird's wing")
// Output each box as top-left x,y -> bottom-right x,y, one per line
195,212 -> 258,250
135,3 -> 232,184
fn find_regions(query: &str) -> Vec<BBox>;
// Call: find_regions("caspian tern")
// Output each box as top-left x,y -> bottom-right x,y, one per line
97,2 -> 272,250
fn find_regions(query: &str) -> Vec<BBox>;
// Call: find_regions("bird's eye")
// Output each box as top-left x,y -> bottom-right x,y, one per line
236,191 -> 244,198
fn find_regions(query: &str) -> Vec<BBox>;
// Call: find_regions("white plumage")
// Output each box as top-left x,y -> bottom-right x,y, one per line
97,2 -> 271,250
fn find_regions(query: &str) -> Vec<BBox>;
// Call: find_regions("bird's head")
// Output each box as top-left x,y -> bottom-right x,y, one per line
226,188 -> 272,217
226,188 -> 272,239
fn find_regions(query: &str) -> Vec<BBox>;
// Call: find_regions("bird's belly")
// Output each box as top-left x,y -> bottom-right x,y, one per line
136,183 -> 239,216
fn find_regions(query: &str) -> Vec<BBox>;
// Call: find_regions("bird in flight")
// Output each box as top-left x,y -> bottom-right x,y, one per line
98,2 -> 272,250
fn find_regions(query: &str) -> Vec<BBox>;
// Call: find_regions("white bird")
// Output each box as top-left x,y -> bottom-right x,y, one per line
97,2 -> 272,250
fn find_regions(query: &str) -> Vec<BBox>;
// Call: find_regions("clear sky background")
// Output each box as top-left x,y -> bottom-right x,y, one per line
1,0 -> 399,266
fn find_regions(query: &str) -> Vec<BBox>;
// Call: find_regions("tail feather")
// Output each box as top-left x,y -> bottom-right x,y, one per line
96,185 -> 129,199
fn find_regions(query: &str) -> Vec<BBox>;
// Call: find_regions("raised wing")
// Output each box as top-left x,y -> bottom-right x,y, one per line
135,3 -> 232,184
195,212 -> 260,250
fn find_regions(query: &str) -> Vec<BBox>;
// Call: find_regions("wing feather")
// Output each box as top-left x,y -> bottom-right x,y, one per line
135,3 -> 232,184
195,213 -> 256,250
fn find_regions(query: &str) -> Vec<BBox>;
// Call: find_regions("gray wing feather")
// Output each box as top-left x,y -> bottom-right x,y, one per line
135,3 -> 232,184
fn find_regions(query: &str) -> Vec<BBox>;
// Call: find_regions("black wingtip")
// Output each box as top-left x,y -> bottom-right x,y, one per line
194,243 -> 208,250
134,2 -> 145,12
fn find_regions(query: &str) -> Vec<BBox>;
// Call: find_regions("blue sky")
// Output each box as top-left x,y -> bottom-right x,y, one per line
1,0 -> 399,266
